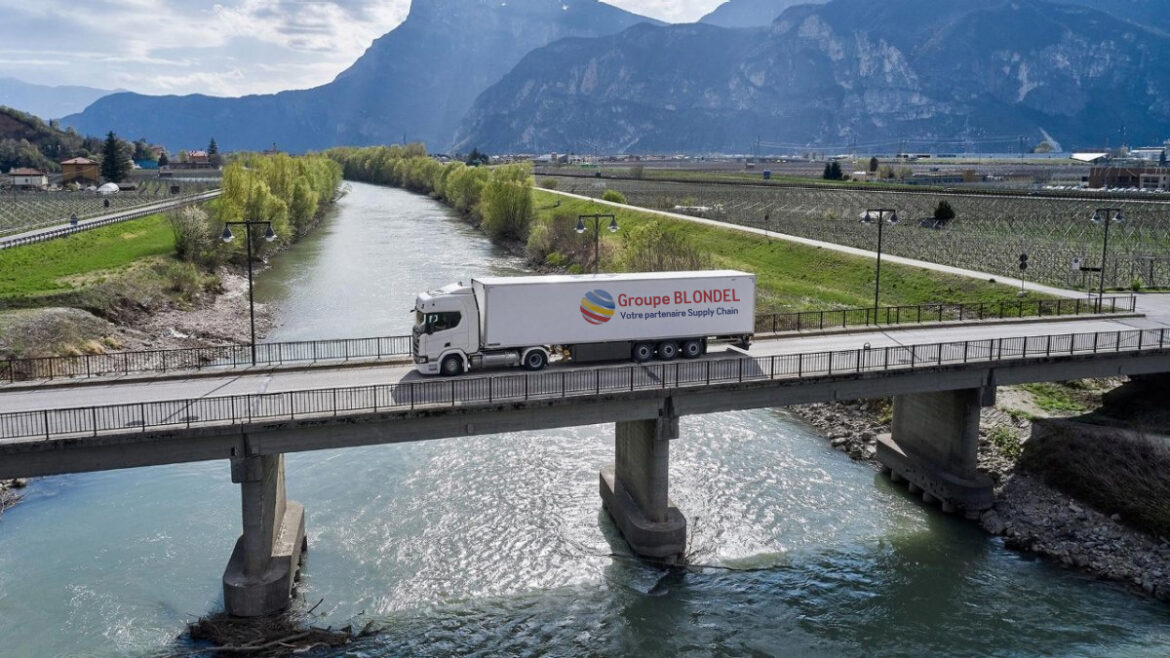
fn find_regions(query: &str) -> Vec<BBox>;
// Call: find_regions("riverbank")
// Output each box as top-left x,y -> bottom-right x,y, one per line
792,381 -> 1170,603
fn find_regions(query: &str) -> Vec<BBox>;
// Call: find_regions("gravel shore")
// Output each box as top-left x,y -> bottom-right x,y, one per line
791,390 -> 1170,603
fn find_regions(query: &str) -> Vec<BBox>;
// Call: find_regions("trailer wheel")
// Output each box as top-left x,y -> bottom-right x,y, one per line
632,342 -> 654,363
522,349 -> 547,371
657,341 -> 679,361
681,339 -> 704,359
440,354 -> 463,377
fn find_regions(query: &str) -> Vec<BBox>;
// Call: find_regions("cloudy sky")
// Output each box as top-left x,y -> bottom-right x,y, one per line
0,0 -> 723,97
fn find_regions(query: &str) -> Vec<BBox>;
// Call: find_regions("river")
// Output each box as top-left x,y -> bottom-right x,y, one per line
0,182 -> 1166,656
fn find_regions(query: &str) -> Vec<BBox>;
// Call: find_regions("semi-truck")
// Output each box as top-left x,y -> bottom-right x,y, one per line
412,270 -> 755,376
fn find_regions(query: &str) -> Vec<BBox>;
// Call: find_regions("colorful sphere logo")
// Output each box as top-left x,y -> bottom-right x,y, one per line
580,289 -> 615,325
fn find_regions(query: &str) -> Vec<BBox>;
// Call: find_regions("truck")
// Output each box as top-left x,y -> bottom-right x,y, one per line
412,270 -> 755,376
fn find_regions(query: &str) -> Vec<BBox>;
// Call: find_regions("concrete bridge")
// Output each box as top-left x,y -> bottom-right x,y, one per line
2,314 -> 1168,616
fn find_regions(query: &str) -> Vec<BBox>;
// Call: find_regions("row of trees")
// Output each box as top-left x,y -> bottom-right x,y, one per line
327,145 -> 535,241
172,152 -> 342,267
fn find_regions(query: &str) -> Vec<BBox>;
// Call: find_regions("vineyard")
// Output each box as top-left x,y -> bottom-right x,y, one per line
0,181 -> 219,237
547,176 -> 1170,290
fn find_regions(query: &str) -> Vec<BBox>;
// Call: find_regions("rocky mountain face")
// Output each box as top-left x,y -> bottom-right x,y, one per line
62,0 -> 653,153
699,0 -> 824,28
455,0 -> 1170,153
0,78 -> 117,120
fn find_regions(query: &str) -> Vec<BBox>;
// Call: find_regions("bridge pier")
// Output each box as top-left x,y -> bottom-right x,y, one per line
600,405 -> 687,561
877,388 -> 994,516
222,453 -> 306,617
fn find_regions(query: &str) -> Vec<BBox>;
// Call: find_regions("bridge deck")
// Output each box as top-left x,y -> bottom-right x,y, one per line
2,315 -> 1169,479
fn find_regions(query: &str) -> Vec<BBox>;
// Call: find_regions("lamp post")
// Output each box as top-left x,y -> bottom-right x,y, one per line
220,220 -> 277,365
576,213 -> 618,274
1091,207 -> 1124,311
861,209 -> 898,314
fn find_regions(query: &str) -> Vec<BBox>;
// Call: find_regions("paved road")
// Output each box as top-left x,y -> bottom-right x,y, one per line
2,315 -> 1161,415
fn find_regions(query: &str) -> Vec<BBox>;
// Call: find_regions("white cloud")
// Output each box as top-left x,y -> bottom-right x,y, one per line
0,0 -> 722,96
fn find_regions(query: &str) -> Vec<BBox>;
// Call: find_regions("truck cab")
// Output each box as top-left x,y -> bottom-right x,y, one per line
413,283 -> 478,375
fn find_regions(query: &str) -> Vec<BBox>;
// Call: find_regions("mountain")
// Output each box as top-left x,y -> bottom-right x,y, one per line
1054,0 -> 1170,33
0,78 -> 117,120
0,106 -> 102,173
699,0 -> 824,28
454,0 -> 1170,153
62,0 -> 654,154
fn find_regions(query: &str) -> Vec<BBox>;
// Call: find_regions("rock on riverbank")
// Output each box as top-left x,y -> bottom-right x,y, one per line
792,386 -> 1170,603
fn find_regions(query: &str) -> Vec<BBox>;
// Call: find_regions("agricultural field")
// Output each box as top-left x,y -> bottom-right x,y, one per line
548,176 -> 1170,290
0,180 -> 219,237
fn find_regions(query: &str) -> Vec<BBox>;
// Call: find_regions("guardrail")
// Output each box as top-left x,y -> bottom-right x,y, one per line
1,328 -> 1165,442
0,190 -> 222,249
0,297 -> 1135,384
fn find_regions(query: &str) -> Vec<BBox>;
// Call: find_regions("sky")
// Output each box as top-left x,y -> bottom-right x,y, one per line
0,0 -> 724,97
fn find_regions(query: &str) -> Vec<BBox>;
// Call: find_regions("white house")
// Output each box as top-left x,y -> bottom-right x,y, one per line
7,167 -> 48,190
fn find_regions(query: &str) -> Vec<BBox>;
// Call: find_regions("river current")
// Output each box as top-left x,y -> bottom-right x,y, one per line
0,182 -> 1166,656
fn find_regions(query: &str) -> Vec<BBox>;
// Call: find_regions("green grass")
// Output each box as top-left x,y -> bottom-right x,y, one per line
1019,382 -> 1088,414
0,214 -> 175,299
987,425 -> 1023,460
533,190 -> 1038,312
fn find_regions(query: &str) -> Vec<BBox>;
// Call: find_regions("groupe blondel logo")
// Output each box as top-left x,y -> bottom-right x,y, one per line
580,289 -> 615,324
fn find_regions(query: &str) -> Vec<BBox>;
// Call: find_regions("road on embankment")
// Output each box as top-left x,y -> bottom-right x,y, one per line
0,189 -> 221,249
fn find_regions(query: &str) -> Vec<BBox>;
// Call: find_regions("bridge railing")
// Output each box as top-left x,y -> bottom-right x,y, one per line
0,297 -> 1135,385
1,327 -> 1165,442
753,296 -> 1134,333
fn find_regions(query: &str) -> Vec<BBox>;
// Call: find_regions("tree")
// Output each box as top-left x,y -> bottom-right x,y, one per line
465,148 -> 490,167
208,138 -> 223,167
869,156 -> 879,172
100,131 -> 131,182
132,139 -> 154,162
823,162 -> 832,179
823,161 -> 843,180
158,152 -> 170,168
934,200 -> 956,221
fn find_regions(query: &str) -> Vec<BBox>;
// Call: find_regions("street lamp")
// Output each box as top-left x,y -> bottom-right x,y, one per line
576,213 -> 618,274
1091,207 -> 1124,311
861,208 -> 899,315
221,220 -> 277,365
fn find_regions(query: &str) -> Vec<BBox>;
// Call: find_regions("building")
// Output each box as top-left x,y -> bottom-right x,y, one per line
61,157 -> 100,185
1089,165 -> 1170,190
7,167 -> 48,190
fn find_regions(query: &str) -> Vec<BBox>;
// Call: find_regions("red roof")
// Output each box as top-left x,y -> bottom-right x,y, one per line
9,168 -> 44,176
61,157 -> 96,165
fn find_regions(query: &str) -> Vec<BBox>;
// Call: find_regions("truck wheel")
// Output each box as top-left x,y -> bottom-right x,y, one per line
681,339 -> 704,359
657,341 -> 679,361
522,349 -> 547,371
440,355 -> 463,377
632,342 -> 654,363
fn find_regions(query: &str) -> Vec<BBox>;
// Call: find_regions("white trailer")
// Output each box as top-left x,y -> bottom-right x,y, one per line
412,270 -> 755,375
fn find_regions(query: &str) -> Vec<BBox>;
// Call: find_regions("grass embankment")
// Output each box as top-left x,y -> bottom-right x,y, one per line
0,214 -> 175,299
531,190 -> 1035,312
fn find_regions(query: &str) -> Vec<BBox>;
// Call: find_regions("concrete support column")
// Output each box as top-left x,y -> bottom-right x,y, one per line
877,388 -> 994,516
222,453 -> 306,617
600,403 -> 687,560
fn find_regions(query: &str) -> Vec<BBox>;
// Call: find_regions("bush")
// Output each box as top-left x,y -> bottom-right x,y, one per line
621,222 -> 709,272
934,200 -> 956,221
539,178 -> 558,190
602,189 -> 627,204
169,206 -> 224,268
